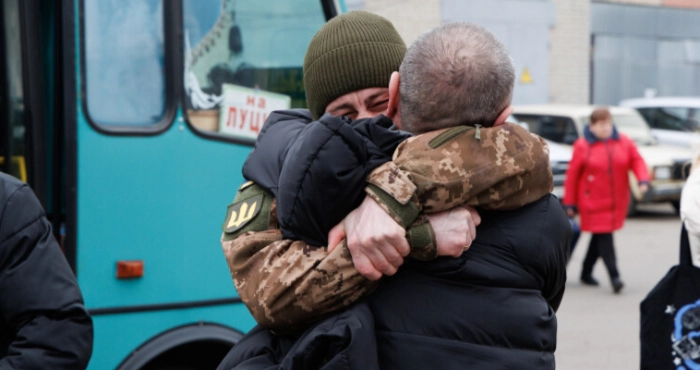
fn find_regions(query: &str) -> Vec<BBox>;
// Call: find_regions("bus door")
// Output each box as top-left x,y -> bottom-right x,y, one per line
0,0 -> 27,184
0,0 -> 46,196
0,0 -> 66,253
74,1 -> 339,368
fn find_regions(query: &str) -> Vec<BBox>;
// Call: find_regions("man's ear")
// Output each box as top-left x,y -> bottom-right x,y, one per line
387,72 -> 401,127
493,105 -> 514,127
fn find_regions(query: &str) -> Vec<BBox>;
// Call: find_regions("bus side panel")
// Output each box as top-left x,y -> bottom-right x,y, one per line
75,109 -> 258,370
75,111 -> 251,308
87,304 -> 255,369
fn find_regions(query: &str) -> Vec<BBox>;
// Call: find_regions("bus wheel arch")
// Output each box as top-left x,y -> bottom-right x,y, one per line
116,322 -> 243,370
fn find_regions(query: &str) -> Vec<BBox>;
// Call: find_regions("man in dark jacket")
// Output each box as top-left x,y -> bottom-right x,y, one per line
0,172 -> 93,369
340,23 -> 569,368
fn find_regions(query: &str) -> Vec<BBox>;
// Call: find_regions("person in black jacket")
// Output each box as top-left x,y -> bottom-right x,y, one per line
0,172 -> 93,369
352,23 -> 569,368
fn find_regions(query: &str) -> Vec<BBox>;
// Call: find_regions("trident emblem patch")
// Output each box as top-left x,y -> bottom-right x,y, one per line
223,194 -> 263,233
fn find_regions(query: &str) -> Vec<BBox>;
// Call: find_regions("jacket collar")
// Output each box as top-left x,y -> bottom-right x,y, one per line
584,124 -> 619,144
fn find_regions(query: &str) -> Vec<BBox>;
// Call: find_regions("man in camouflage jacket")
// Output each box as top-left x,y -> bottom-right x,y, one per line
220,17 -> 569,370
221,11 -> 480,334
224,109 -> 554,331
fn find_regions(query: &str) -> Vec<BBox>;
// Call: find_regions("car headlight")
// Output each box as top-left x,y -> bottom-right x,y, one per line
654,166 -> 672,180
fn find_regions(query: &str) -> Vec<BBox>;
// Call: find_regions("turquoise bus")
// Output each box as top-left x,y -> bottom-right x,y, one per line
0,0 -> 345,368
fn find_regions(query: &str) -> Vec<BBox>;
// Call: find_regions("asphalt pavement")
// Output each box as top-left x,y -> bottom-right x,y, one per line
556,203 -> 683,369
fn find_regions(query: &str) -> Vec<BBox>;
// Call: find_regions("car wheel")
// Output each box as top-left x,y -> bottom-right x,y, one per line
627,194 -> 638,217
671,200 -> 681,215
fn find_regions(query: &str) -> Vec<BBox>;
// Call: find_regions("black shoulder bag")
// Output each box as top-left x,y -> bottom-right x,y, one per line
641,225 -> 700,369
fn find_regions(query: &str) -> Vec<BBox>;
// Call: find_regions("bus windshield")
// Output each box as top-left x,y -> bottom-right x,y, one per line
183,0 -> 327,141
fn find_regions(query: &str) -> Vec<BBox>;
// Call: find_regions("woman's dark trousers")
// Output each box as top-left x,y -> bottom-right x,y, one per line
581,232 -> 620,280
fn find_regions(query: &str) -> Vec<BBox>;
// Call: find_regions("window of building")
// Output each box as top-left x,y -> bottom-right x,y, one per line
182,0 -> 327,142
83,0 -> 166,127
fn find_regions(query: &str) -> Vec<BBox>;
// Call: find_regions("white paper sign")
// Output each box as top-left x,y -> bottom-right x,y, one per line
219,84 -> 291,140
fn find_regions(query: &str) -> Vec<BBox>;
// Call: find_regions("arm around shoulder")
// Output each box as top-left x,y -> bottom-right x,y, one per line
221,184 -> 378,334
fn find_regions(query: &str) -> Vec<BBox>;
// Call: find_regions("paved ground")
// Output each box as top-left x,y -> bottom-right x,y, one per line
556,203 -> 683,369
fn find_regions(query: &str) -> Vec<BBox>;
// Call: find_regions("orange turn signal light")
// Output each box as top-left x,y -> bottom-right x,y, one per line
116,260 -> 144,279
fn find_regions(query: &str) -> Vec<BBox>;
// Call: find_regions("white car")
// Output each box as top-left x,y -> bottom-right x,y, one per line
546,139 -> 572,199
619,97 -> 700,149
512,105 -> 692,214
507,115 -> 571,200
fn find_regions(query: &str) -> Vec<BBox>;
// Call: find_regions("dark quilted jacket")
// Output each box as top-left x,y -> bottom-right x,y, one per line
242,109 -> 410,246
0,172 -> 93,369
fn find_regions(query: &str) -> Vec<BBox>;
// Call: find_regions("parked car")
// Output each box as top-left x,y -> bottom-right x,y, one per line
546,138 -> 573,199
619,97 -> 700,148
508,115 -> 571,199
512,105 -> 692,214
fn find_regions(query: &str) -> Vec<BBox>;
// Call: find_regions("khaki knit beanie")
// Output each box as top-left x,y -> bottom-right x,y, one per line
304,11 -> 407,120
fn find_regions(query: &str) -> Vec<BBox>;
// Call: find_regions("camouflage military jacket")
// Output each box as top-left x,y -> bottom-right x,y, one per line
365,123 -> 554,231
221,122 -> 553,333
221,186 -> 378,334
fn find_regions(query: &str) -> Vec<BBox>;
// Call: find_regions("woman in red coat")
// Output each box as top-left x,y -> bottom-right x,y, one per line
563,107 -> 650,293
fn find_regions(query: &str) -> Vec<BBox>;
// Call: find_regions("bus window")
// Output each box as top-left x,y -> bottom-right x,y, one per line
0,0 -> 28,182
183,0 -> 326,142
83,0 -> 166,127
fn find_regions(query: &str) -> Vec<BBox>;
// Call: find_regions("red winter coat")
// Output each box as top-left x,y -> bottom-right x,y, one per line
563,126 -> 650,233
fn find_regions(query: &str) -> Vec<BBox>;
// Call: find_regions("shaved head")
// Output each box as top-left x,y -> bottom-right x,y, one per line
399,22 -> 515,134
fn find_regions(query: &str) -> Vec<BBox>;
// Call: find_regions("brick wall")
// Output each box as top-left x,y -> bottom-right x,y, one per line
548,0 -> 591,104
364,0 -> 441,45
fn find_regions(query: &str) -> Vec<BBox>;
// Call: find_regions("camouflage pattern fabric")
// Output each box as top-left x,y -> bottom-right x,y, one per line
221,198 -> 378,334
366,123 -> 553,218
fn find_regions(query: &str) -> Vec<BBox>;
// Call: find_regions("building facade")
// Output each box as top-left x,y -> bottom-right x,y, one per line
350,0 -> 700,106
591,1 -> 700,105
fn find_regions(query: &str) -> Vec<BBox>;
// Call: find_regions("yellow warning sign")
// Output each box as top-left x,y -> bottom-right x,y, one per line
520,67 -> 533,84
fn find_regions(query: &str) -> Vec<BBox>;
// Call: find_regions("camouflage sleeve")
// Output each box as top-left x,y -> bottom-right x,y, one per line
221,183 -> 378,334
365,161 -> 421,228
369,123 -> 553,215
222,231 -> 377,334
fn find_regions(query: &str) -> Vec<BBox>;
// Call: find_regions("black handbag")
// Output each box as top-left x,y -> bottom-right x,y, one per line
641,225 -> 700,369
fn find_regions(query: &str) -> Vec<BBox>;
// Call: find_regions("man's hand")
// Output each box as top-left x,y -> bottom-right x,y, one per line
427,206 -> 481,258
328,196 -> 410,281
